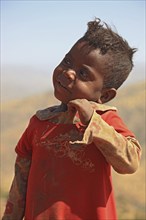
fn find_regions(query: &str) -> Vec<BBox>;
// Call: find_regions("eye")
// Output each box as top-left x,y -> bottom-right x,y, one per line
62,57 -> 71,66
78,69 -> 88,80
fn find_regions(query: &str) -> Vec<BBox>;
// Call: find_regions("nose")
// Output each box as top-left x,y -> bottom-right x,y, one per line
63,69 -> 76,81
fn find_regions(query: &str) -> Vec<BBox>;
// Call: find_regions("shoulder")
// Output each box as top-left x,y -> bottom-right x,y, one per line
89,102 -> 117,113
97,106 -> 135,138
23,106 -> 59,127
90,102 -> 135,137
35,105 -> 61,121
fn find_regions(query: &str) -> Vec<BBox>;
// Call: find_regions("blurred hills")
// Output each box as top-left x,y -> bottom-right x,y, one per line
1,62 -> 145,102
1,81 -> 145,219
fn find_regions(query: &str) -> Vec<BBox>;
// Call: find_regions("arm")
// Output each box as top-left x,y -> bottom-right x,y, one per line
80,111 -> 141,174
2,156 -> 31,220
68,99 -> 142,174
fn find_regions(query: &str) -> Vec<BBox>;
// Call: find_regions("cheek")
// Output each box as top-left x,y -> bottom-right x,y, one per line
53,65 -> 63,77
74,82 -> 102,101
53,66 -> 59,75
90,84 -> 103,101
53,66 -> 60,81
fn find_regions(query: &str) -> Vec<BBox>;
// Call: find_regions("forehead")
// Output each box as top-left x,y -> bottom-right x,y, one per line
70,40 -> 95,56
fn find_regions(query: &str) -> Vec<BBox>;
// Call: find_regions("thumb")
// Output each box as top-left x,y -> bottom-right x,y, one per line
67,102 -> 77,115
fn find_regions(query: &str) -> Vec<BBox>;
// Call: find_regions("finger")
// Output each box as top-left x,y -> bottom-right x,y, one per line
67,102 -> 77,114
68,99 -> 85,109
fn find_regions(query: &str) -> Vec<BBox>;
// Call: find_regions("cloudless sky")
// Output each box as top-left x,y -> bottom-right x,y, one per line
1,0 -> 145,67
1,0 -> 145,100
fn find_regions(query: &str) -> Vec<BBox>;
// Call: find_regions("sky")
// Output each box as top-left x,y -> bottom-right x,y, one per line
1,0 -> 146,100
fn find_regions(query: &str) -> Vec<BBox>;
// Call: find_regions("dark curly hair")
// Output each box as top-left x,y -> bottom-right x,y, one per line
79,18 -> 137,89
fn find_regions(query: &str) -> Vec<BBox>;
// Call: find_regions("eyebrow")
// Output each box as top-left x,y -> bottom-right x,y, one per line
65,53 -> 71,58
83,65 -> 95,76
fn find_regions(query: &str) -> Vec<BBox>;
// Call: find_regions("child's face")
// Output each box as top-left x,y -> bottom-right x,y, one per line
53,41 -> 106,104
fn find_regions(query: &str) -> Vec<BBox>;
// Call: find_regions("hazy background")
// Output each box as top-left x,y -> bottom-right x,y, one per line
1,0 -> 145,102
1,0 -> 145,219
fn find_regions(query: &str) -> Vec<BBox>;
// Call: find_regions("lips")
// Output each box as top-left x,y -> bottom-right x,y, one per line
56,80 -> 71,93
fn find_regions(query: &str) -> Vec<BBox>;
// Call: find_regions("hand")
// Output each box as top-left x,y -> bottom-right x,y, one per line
67,99 -> 94,125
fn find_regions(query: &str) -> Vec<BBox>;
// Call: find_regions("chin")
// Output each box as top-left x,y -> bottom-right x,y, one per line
54,92 -> 68,104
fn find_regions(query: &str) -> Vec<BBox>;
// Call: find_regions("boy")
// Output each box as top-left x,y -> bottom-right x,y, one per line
2,18 -> 141,220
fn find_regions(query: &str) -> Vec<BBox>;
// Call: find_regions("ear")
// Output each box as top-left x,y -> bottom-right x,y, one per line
98,88 -> 117,104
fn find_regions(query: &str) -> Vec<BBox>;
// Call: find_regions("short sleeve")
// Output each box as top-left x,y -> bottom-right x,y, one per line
15,116 -> 36,158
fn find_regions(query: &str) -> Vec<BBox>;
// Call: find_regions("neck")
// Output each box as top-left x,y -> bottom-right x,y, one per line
59,102 -> 68,112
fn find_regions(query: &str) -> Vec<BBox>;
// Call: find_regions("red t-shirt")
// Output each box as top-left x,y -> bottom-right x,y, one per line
15,107 -> 134,220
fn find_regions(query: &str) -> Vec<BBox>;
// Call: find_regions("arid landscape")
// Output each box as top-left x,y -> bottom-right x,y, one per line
1,81 -> 145,219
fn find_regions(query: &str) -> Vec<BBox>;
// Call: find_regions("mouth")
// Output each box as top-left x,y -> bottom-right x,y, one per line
56,80 -> 71,93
